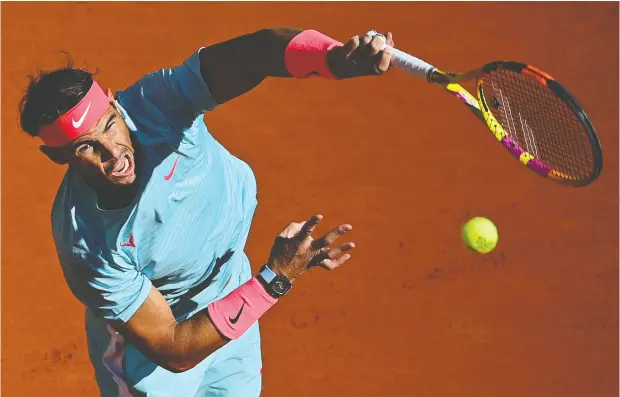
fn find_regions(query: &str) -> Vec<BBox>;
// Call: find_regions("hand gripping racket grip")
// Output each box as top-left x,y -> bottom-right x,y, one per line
366,30 -> 436,80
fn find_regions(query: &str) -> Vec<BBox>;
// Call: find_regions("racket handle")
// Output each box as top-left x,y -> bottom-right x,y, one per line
386,46 -> 436,80
366,30 -> 436,80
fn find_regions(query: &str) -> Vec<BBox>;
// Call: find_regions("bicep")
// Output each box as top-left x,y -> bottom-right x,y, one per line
198,28 -> 301,103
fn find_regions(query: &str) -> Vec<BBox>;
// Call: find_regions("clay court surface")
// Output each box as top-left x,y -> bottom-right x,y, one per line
2,2 -> 618,397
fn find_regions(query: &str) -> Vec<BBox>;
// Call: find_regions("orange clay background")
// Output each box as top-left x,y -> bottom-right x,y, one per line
1,2 -> 618,397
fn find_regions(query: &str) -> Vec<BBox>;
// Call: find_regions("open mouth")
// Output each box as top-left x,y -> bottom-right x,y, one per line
109,154 -> 135,179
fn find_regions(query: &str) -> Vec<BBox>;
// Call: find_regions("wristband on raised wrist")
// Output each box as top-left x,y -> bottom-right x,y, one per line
284,30 -> 343,79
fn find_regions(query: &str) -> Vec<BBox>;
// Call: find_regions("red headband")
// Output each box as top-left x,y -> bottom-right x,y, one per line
38,80 -> 110,147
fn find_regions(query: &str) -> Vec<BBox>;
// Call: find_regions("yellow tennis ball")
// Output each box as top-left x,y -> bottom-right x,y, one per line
461,217 -> 498,254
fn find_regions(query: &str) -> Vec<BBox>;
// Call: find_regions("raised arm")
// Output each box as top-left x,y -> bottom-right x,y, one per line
199,28 -> 394,104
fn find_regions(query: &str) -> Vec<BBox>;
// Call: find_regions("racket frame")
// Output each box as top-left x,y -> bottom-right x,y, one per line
425,62 -> 602,186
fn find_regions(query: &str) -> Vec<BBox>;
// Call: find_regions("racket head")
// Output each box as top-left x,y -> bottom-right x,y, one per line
474,61 -> 603,187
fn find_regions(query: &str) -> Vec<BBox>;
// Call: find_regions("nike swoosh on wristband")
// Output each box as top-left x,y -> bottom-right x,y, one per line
229,302 -> 246,325
72,101 -> 92,128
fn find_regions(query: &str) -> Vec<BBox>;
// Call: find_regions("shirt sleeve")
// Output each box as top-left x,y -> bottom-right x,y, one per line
115,48 -> 218,142
61,246 -> 153,324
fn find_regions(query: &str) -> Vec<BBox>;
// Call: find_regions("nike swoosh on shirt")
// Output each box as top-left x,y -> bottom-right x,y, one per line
164,156 -> 179,181
72,101 -> 91,128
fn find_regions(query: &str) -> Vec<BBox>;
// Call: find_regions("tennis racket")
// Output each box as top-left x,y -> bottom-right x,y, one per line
367,30 -> 603,187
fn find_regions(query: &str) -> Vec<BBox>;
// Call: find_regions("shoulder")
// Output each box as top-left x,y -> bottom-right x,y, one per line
51,169 -> 79,235
114,49 -> 218,140
50,170 -> 102,259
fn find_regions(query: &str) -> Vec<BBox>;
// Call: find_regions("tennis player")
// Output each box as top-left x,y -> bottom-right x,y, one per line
18,28 -> 393,396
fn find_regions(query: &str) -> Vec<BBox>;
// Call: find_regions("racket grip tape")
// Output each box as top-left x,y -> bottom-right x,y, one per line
366,30 -> 436,80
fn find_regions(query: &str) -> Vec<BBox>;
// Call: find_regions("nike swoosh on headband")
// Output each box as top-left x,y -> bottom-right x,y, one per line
72,101 -> 91,128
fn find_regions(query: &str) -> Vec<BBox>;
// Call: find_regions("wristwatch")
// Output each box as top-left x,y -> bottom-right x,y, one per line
257,264 -> 292,298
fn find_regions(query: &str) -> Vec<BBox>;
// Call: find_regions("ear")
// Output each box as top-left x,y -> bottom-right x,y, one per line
40,145 -> 68,165
107,89 -> 120,113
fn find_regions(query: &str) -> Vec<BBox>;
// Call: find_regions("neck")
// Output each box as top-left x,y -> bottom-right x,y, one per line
96,182 -> 139,210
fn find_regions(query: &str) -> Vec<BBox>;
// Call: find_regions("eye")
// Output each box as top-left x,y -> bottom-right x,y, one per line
76,143 -> 93,155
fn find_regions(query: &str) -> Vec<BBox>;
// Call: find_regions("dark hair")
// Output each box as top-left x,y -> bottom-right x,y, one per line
18,55 -> 98,136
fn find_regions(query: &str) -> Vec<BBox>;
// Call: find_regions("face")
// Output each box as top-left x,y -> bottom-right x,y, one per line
65,97 -> 137,189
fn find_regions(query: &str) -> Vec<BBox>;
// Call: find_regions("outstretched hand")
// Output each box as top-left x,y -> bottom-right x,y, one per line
327,31 -> 394,79
266,215 -> 355,281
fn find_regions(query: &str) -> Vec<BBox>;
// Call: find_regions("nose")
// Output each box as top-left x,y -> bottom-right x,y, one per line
99,138 -> 125,163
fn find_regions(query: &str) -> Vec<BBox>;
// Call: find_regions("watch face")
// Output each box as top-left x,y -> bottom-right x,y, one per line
272,276 -> 291,295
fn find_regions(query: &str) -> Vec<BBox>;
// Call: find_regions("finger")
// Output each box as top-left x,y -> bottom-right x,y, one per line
361,32 -> 373,46
367,35 -> 386,56
349,32 -> 374,65
312,224 -> 352,249
342,35 -> 360,58
308,241 -> 355,268
319,253 -> 352,271
297,214 -> 323,238
322,242 -> 355,260
280,221 -> 304,238
376,49 -> 392,73
386,31 -> 394,47
289,222 -> 306,238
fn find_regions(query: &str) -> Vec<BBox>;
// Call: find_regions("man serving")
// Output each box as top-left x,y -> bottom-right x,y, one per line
18,28 -> 394,396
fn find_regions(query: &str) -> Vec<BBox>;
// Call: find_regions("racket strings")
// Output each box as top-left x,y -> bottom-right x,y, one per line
528,75 -> 592,172
492,69 -> 592,178
513,72 -> 588,174
481,68 -> 594,180
504,72 -> 590,176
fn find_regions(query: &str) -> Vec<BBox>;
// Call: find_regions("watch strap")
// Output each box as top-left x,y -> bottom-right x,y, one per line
258,265 -> 277,284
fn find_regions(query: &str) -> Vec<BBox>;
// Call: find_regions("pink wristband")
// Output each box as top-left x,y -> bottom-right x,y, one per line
284,30 -> 343,79
207,277 -> 278,340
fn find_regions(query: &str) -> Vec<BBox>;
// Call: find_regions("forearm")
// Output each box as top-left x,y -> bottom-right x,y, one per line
118,292 -> 226,373
124,276 -> 276,373
163,310 -> 228,372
